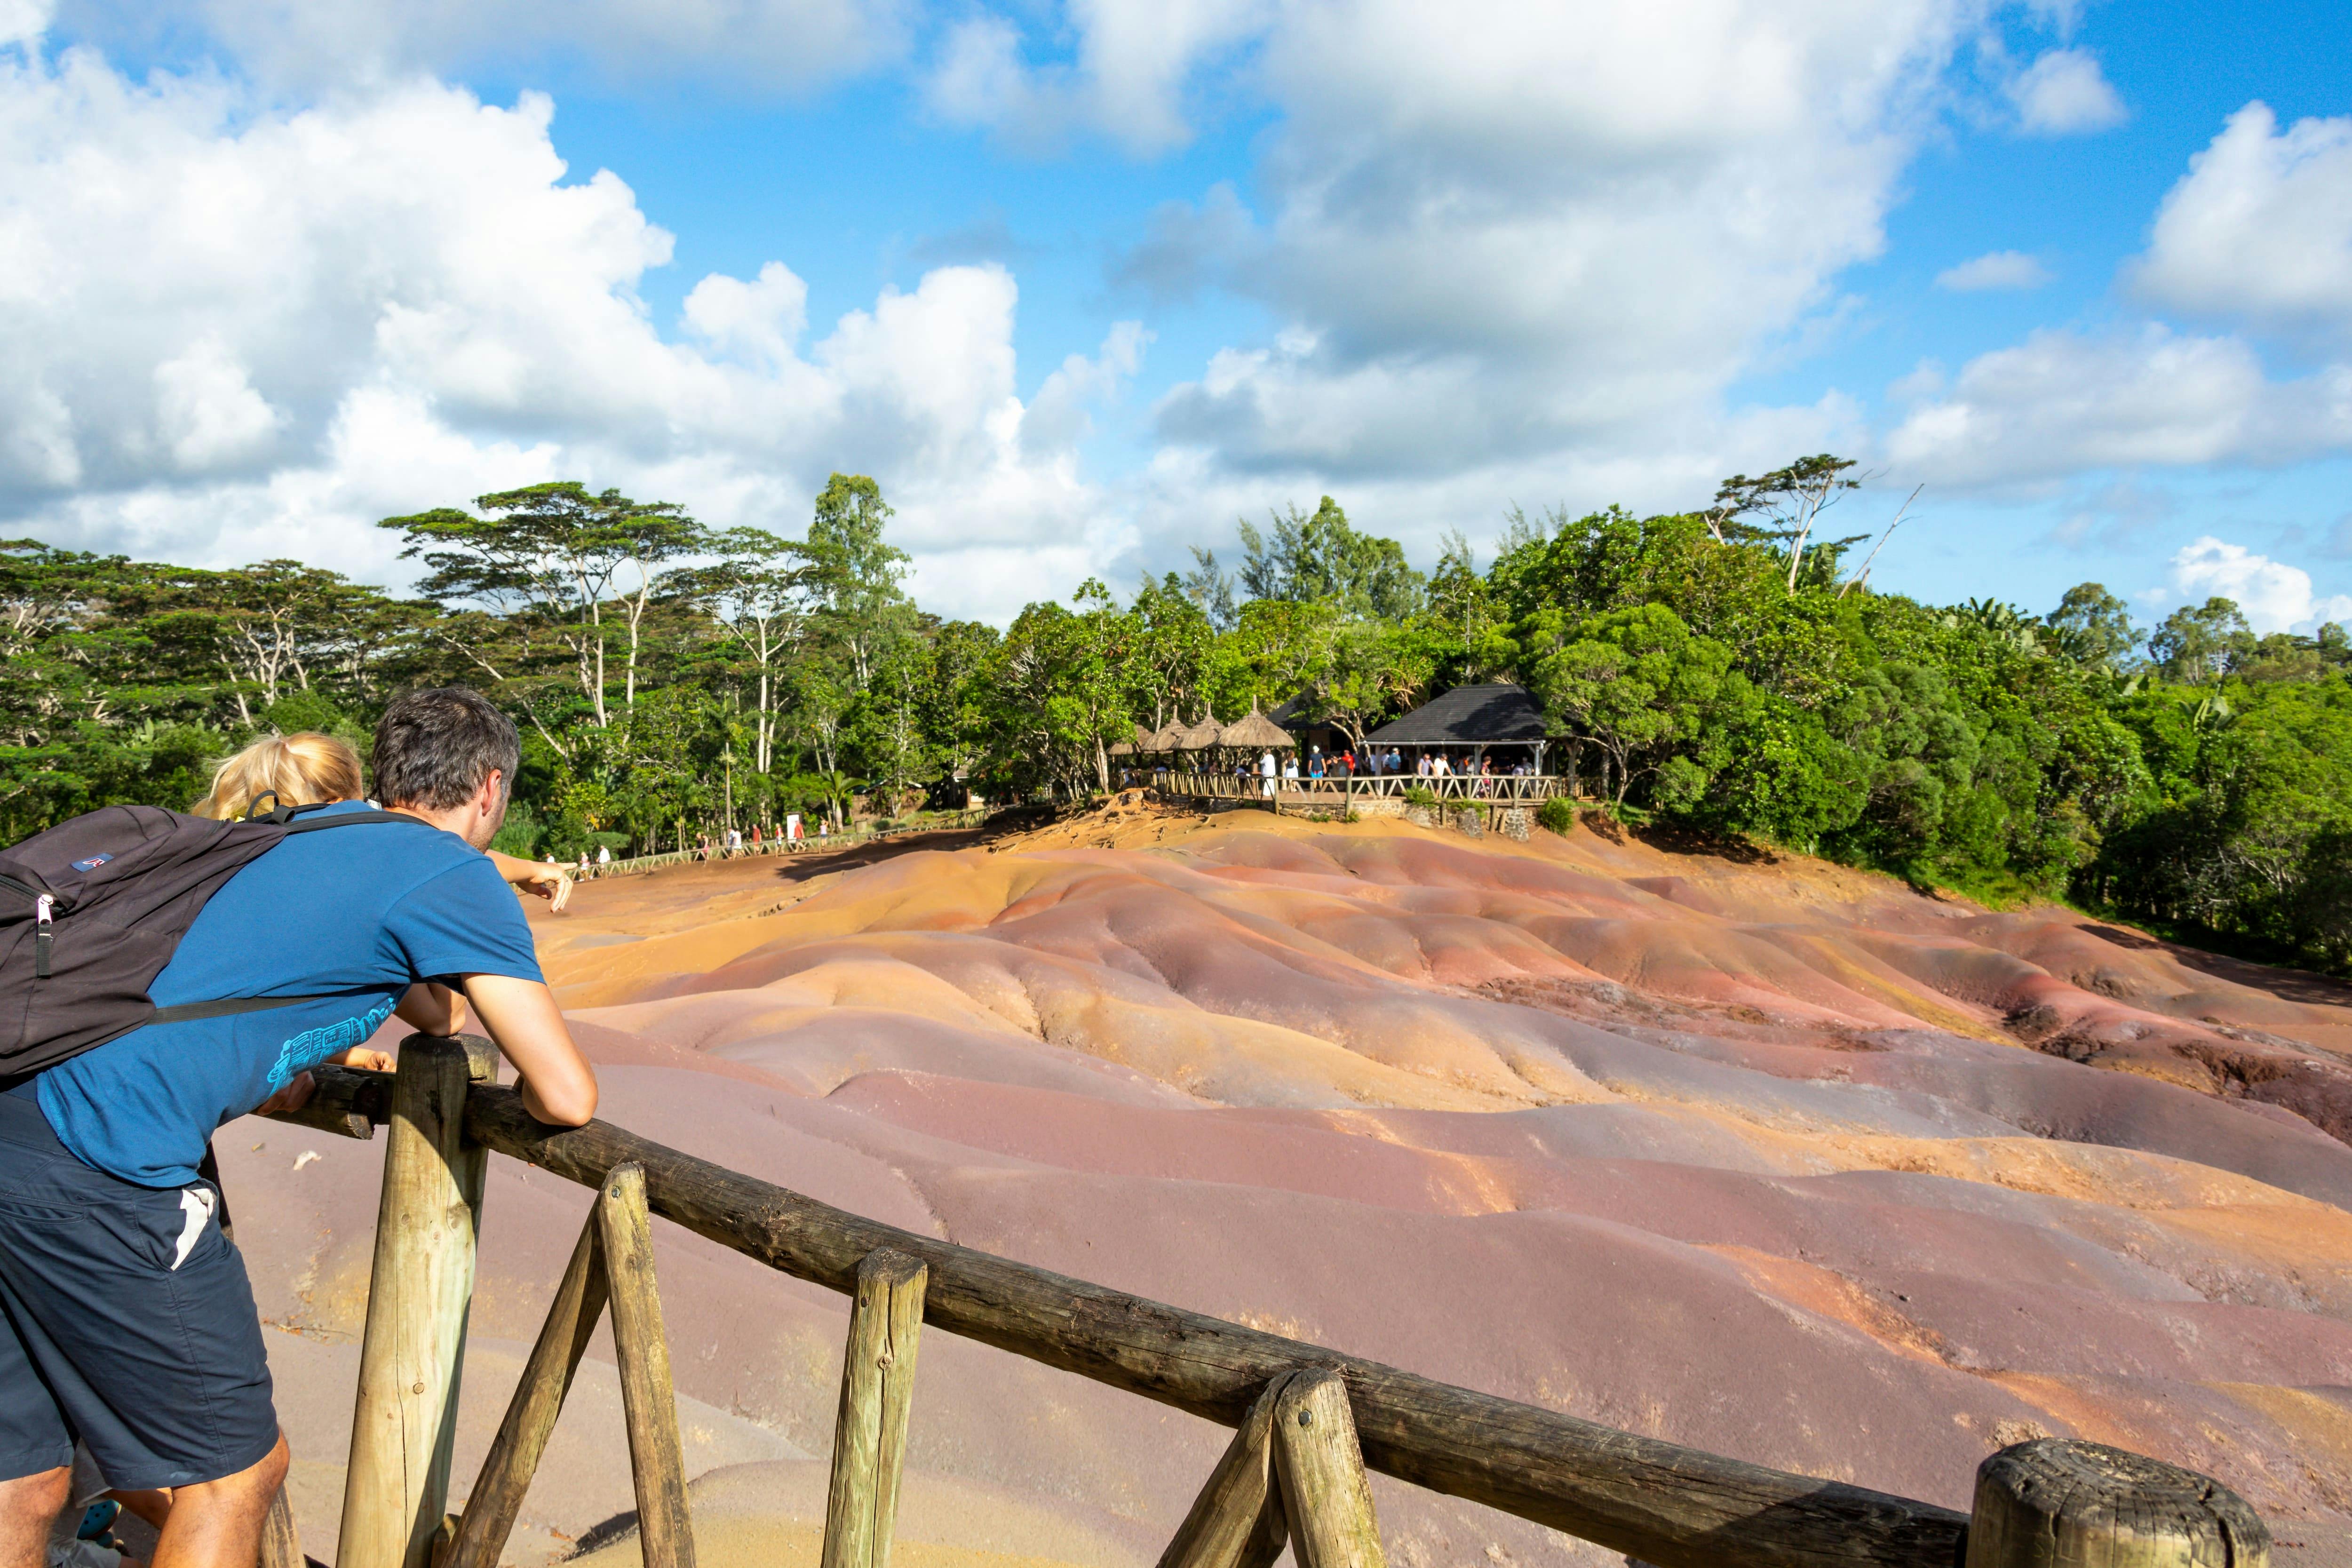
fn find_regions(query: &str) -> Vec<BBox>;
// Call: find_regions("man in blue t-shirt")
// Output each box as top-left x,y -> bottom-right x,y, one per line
0,688 -> 597,1568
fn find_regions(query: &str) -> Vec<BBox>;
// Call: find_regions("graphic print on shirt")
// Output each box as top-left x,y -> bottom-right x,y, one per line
265,997 -> 396,1091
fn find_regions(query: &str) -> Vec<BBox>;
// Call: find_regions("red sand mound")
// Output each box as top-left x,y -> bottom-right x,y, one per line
225,809 -> 2352,1567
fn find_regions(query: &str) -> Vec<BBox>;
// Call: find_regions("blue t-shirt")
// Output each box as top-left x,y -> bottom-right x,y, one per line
36,803 -> 545,1187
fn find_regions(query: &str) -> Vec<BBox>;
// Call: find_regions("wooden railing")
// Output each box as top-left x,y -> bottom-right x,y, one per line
572,811 -> 989,880
266,1038 -> 2275,1568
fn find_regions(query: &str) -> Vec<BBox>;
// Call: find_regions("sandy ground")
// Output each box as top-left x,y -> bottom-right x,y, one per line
192,800 -> 2352,1567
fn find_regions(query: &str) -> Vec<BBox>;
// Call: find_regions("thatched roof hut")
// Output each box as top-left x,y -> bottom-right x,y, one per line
1216,709 -> 1296,751
1174,715 -> 1226,750
1106,722 -> 1154,758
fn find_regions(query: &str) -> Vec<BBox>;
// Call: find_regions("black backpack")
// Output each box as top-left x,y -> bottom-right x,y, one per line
0,799 -> 422,1076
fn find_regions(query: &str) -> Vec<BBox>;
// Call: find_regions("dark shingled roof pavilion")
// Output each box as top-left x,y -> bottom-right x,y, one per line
1364,683 -> 1548,747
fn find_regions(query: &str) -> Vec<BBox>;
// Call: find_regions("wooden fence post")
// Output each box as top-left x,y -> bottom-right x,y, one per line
1271,1370 -> 1385,1568
820,1249 -> 929,1568
340,1035 -> 497,1568
1965,1440 -> 2270,1568
1156,1375 -> 1290,1568
599,1163 -> 698,1568
444,1207 -> 611,1568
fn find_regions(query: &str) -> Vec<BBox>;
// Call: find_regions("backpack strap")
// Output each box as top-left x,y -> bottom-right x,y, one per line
149,994 -> 376,1025
245,799 -> 430,833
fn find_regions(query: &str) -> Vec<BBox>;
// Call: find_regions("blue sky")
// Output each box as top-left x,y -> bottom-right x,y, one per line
4,0 -> 2348,632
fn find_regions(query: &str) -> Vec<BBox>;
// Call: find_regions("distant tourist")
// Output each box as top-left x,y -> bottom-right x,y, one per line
1259,749 -> 1277,799
596,844 -> 611,864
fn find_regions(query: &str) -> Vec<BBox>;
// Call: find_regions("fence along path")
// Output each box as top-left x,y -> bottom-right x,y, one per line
571,810 -> 990,882
266,1036 -> 2275,1568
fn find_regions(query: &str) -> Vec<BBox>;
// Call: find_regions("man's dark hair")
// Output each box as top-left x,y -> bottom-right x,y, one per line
373,687 -> 520,811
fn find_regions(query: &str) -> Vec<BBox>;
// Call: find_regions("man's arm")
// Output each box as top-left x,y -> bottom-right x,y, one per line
395,982 -> 465,1034
458,974 -> 598,1126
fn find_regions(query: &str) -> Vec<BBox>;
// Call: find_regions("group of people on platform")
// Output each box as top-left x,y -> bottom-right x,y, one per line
1229,745 -> 1542,796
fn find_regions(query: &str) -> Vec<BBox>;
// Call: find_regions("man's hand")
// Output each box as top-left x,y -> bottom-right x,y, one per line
254,1073 -> 316,1117
487,850 -> 573,914
253,1044 -> 393,1119
460,974 -> 598,1126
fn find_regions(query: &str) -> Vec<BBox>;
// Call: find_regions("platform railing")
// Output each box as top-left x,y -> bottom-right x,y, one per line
1147,768 -> 1568,807
265,1037 -> 2275,1568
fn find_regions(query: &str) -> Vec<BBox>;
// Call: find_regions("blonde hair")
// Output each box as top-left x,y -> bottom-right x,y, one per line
192,732 -> 366,820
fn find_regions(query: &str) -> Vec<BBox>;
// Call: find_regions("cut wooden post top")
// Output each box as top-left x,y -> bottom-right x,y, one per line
399,1031 -> 500,1083
1967,1439 -> 2269,1568
858,1248 -> 928,1293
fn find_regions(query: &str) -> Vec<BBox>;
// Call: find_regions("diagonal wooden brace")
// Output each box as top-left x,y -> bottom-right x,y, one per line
1155,1374 -> 1291,1568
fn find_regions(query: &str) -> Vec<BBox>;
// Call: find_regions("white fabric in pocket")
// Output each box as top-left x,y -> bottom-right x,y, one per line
173,1186 -> 217,1271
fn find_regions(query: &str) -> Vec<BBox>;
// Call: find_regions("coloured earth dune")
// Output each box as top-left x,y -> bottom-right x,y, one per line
207,800 -> 2352,1568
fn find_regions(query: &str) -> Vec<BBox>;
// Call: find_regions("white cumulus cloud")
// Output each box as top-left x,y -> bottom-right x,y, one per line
0,48 -> 1143,621
1935,250 -> 2051,291
2165,536 -> 2352,635
2132,102 -> 2352,349
53,0 -> 906,95
1088,0 -> 1979,530
1884,326 -> 2352,488
2006,47 -> 2125,135
926,0 -> 1269,156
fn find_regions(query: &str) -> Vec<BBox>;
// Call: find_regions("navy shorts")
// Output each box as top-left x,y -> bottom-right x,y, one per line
0,1087 -> 279,1488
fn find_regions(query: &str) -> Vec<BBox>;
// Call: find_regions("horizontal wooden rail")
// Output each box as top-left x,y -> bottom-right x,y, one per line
422,1082 -> 1966,1568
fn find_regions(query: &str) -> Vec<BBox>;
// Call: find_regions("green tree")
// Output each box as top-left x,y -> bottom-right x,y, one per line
805,473 -> 912,692
381,482 -> 705,740
2046,582 -> 2139,669
673,527 -> 810,776
1526,604 -> 1748,810
1235,497 -> 1426,620
985,582 -> 1136,797
1126,574 -> 1218,731
1708,454 -> 1862,587
2149,597 -> 2253,685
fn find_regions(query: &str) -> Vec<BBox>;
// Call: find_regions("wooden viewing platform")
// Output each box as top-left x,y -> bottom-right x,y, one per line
263,1035 -> 2275,1568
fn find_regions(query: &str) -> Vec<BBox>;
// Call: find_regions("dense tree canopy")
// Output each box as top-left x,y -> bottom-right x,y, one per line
6,459 -> 2349,973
